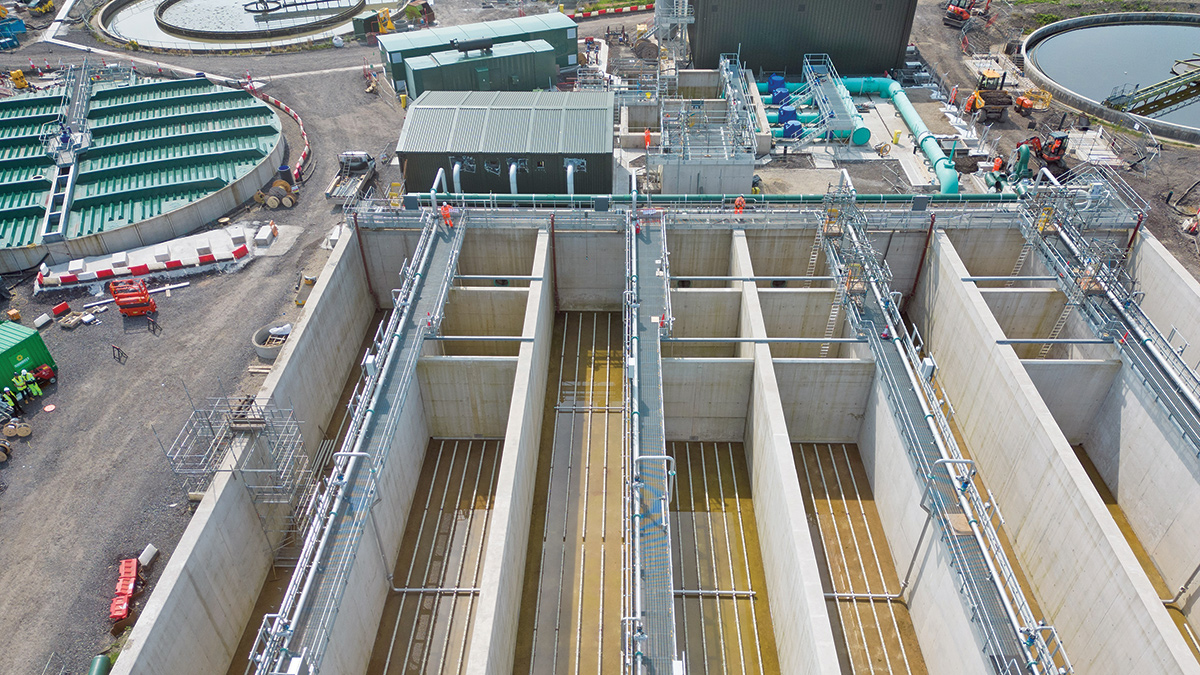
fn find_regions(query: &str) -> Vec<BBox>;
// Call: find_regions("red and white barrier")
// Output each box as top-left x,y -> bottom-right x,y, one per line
566,3 -> 653,18
38,246 -> 251,290
245,85 -> 311,184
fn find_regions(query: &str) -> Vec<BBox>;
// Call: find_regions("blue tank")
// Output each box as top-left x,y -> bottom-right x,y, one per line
778,105 -> 798,124
767,74 -> 786,93
782,120 -> 805,138
771,87 -> 790,105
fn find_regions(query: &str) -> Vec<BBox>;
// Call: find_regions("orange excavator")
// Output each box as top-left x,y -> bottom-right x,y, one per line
944,0 -> 991,28
1020,131 -> 1070,175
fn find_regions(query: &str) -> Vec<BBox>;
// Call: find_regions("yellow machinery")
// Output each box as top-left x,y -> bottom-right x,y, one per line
0,6 -> 7,18
378,8 -> 394,34
30,0 -> 55,15
9,70 -> 28,90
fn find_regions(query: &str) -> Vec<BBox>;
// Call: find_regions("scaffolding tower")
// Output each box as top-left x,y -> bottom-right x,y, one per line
653,0 -> 692,97
162,396 -> 314,561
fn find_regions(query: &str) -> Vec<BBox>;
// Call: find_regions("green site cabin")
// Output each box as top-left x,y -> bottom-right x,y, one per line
0,322 -> 55,383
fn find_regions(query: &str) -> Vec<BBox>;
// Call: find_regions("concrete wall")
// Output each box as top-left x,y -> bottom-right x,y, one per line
1022,359 -> 1120,444
113,229 -> 376,675
663,357 -> 752,440
466,231 -> 555,674
855,362 -> 992,675
267,230 -> 377,454
943,227 -> 1028,278
757,288 -> 843,358
910,232 -> 1197,674
731,230 -> 842,675
553,229 -> 623,310
322,377 -> 431,675
774,358 -> 873,442
443,287 -> 529,337
1086,358 -> 1200,623
667,229 -> 732,279
980,288 -> 1068,359
418,357 -> 518,438
359,227 -> 422,308
1129,231 -> 1200,360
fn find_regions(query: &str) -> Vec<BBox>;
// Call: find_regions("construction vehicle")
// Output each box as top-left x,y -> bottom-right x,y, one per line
9,70 -> 28,89
109,279 -> 157,317
985,130 -> 1071,190
963,69 -> 1012,123
325,151 -> 376,204
944,0 -> 990,28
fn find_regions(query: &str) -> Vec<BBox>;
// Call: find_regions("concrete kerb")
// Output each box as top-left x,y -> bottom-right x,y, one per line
1022,13 -> 1200,145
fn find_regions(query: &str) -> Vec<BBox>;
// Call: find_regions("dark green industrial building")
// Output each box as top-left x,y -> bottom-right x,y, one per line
689,0 -> 918,74
397,91 -> 614,195
404,40 -> 557,97
378,13 -> 579,89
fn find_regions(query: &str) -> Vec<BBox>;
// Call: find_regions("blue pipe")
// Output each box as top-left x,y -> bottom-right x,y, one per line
843,77 -> 959,194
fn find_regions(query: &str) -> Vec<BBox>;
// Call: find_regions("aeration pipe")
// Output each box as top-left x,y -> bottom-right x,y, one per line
566,163 -> 575,196
509,163 -> 518,195
452,162 -> 462,194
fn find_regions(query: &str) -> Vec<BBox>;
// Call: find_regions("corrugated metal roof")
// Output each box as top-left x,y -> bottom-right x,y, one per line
378,12 -> 576,55
397,91 -> 614,155
406,39 -> 552,69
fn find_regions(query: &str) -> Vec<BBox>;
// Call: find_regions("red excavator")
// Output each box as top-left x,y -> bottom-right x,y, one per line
944,0 -> 992,28
1018,131 -> 1071,176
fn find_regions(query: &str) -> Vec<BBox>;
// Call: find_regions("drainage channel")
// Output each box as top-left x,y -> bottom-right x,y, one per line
668,441 -> 780,675
795,442 -> 928,675
513,311 -> 625,675
365,439 -> 502,675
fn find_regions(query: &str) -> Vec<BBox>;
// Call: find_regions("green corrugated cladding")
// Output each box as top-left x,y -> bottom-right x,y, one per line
0,322 -> 55,383
378,12 -> 577,84
405,40 -> 557,98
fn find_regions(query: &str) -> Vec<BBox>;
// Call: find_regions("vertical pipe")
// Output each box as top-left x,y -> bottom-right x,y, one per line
509,163 -> 518,195
566,163 -> 575,197
452,162 -> 462,194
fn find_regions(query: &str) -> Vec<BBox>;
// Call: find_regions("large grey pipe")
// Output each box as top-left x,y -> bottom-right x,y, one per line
509,163 -> 518,195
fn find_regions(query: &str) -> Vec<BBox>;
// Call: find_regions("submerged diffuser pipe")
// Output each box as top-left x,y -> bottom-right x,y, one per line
843,77 -> 960,194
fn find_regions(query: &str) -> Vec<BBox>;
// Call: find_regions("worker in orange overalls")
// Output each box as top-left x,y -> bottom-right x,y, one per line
734,195 -> 745,215
644,128 -> 652,149
440,202 -> 453,228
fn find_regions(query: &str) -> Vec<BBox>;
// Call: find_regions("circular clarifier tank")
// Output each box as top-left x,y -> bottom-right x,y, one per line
1025,13 -> 1200,131
100,0 -> 366,49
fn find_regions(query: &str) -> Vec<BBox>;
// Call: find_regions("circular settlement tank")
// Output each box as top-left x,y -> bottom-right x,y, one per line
101,0 -> 364,49
1027,14 -> 1200,131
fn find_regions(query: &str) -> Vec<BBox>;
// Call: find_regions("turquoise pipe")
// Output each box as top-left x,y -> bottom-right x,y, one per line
767,111 -> 820,124
428,192 -> 1016,205
842,77 -> 959,194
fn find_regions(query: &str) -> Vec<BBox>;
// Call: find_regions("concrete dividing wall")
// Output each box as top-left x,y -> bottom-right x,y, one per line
980,288 -> 1067,359
745,229 -> 823,277
466,231 -> 555,675
854,361 -> 992,675
553,229 -> 623,309
667,229 -> 731,279
663,357 -> 752,440
359,228 -> 422,308
321,377 -> 431,675
443,287 -> 529,336
731,231 -> 842,675
1087,358 -> 1200,623
943,227 -> 1028,278
458,229 -> 539,276
114,229 -> 376,675
910,232 -> 1197,674
758,288 -> 841,357
1022,359 -> 1120,444
1129,231 -> 1200,357
774,358 -> 873,442
418,357 -> 518,438
670,288 -> 741,337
